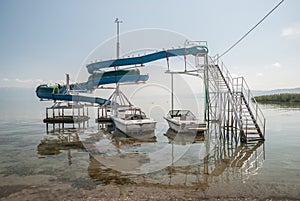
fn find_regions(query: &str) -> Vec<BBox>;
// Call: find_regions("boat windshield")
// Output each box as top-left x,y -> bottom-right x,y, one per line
167,110 -> 196,120
118,107 -> 147,120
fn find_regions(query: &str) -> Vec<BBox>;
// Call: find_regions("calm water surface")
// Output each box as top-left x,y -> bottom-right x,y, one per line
0,89 -> 299,200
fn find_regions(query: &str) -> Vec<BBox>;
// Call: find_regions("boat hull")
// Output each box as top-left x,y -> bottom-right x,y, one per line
164,117 -> 207,133
112,116 -> 156,139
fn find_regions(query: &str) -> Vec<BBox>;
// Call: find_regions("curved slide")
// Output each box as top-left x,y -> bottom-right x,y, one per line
36,45 -> 208,105
36,87 -> 109,105
86,46 -> 208,74
36,69 -> 149,105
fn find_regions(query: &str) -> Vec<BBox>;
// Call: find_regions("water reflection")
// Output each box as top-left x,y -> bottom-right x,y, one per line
37,128 -> 84,167
260,102 -> 300,110
84,126 -> 157,174
164,128 -> 205,144
87,140 -> 264,190
37,122 -> 265,190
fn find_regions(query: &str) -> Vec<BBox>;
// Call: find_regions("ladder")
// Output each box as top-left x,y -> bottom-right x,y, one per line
204,57 -> 266,143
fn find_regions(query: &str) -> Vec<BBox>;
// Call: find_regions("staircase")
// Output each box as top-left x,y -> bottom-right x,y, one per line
204,57 -> 265,143
232,77 -> 265,142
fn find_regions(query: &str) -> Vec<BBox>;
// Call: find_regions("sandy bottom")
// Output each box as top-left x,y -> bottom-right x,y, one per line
1,175 -> 299,201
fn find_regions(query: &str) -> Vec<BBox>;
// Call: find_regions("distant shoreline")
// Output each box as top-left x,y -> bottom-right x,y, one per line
254,93 -> 300,104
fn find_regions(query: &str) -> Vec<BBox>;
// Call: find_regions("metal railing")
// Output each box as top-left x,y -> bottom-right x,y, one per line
206,56 -> 243,128
208,56 -> 266,139
233,77 -> 266,137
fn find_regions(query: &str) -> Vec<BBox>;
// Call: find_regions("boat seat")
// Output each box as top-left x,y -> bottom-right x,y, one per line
173,117 -> 181,121
171,114 -> 181,118
126,115 -> 144,120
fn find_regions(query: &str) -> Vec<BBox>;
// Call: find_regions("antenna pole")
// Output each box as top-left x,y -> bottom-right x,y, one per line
171,73 -> 174,111
115,18 -> 123,59
66,73 -> 70,94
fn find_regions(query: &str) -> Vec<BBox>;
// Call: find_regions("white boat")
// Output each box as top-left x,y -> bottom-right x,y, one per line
163,110 -> 207,133
111,106 -> 157,139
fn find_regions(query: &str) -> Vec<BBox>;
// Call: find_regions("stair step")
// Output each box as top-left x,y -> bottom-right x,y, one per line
243,125 -> 259,129
242,116 -> 254,118
242,123 -> 256,126
247,137 -> 265,142
242,127 -> 258,130
243,119 -> 255,122
242,118 -> 255,121
246,132 -> 260,135
241,110 -> 251,113
242,114 -> 253,117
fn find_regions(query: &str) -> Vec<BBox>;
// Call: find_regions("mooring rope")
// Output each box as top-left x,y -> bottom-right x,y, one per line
216,0 -> 285,61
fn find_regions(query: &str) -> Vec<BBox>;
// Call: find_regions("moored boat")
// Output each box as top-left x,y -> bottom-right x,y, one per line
111,106 -> 157,139
163,110 -> 207,133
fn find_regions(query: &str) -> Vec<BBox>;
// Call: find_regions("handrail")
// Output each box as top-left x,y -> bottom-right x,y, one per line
207,56 -> 243,129
233,77 -> 266,136
208,55 -> 266,138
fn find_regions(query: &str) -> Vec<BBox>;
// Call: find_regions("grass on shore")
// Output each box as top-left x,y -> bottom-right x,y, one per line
254,93 -> 300,104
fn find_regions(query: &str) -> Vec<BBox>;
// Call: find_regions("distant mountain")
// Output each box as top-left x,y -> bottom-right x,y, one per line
0,87 -> 36,101
252,88 -> 300,97
1,86 -> 299,100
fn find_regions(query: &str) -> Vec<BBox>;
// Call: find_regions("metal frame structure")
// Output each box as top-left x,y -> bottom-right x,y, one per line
167,41 -> 265,143
202,55 -> 265,142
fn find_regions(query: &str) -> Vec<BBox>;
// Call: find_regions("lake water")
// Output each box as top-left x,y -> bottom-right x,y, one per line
0,88 -> 299,200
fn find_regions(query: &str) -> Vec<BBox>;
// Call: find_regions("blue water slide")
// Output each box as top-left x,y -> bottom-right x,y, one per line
86,46 -> 208,74
54,73 -> 148,92
35,73 -> 148,104
36,45 -> 207,104
36,92 -> 110,105
87,74 -> 149,90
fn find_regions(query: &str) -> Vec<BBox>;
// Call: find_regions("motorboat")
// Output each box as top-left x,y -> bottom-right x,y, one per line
111,106 -> 157,139
163,110 -> 207,133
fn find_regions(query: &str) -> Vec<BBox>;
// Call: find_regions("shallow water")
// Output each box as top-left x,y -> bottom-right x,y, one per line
0,90 -> 299,200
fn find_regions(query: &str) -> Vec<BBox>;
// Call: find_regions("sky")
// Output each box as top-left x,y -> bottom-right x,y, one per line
0,0 -> 299,90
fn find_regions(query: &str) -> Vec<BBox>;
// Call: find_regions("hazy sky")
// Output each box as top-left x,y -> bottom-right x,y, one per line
0,0 -> 299,90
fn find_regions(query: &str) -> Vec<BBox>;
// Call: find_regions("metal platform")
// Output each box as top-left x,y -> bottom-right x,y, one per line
44,102 -> 90,132
44,115 -> 89,124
